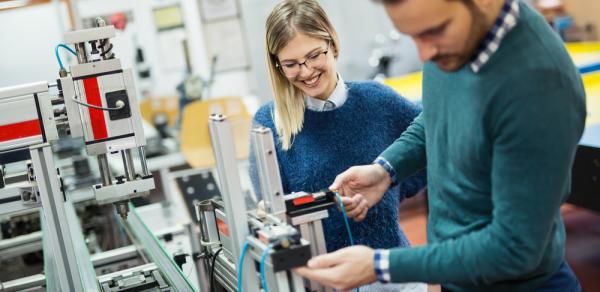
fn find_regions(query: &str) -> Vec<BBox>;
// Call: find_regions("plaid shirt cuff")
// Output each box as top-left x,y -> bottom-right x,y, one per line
374,156 -> 398,186
374,249 -> 391,283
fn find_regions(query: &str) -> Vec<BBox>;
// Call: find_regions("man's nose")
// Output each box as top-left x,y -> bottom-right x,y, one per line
415,39 -> 438,62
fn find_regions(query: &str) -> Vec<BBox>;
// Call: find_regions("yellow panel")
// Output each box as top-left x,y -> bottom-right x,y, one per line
153,5 -> 184,30
139,96 -> 180,127
384,42 -> 600,102
565,42 -> 600,54
565,42 -> 600,67
583,72 -> 600,126
179,97 -> 252,169
383,71 -> 423,102
383,70 -> 600,127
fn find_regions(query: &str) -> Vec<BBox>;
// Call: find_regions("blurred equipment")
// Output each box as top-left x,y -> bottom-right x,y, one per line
534,0 -> 597,41
109,12 -> 128,31
0,18 -> 197,292
176,39 -> 218,126
180,97 -> 252,169
368,30 -> 421,81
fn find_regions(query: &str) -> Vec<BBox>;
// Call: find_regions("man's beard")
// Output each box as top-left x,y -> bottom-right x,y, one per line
433,5 -> 489,72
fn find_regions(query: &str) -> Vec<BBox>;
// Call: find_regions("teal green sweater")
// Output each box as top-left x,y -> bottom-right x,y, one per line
380,3 -> 586,291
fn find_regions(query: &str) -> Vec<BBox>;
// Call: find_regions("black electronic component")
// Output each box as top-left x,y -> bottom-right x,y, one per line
0,148 -> 31,165
0,166 -> 4,189
284,190 -> 336,218
73,156 -> 91,177
269,244 -> 311,272
173,252 -> 187,270
106,90 -> 131,120
162,232 -> 173,242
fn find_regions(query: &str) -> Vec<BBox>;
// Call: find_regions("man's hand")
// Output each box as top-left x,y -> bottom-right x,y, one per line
338,194 -> 369,221
294,246 -> 377,290
330,164 -> 392,212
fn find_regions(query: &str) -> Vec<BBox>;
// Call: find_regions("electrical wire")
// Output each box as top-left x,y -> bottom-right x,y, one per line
185,254 -> 195,279
55,44 -> 77,70
334,192 -> 355,245
335,191 -> 359,292
237,241 -> 250,292
259,244 -> 274,292
209,248 -> 223,292
70,95 -> 125,111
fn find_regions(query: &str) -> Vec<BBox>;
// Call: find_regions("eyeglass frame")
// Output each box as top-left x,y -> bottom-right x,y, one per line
275,42 -> 331,77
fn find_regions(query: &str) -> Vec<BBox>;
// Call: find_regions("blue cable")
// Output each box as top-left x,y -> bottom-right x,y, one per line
334,192 -> 355,245
259,244 -> 274,292
55,44 -> 77,70
335,192 -> 359,292
237,241 -> 250,292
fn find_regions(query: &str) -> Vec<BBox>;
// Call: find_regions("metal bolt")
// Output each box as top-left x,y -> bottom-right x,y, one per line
115,201 -> 130,220
21,191 -> 32,201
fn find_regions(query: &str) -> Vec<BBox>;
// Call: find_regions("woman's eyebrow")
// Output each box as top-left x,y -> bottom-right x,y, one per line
280,46 -> 324,63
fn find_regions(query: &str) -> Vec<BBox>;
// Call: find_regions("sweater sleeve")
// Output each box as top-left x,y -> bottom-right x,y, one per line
385,92 -> 427,199
380,113 -> 427,182
386,71 -> 585,285
398,169 -> 426,199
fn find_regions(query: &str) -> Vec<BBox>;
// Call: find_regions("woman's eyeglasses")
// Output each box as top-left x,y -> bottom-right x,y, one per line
277,45 -> 330,77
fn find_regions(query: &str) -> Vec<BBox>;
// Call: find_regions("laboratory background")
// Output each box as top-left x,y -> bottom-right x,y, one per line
0,0 -> 598,291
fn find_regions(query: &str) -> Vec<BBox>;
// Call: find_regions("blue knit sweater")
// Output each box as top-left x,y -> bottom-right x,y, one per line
250,81 -> 426,252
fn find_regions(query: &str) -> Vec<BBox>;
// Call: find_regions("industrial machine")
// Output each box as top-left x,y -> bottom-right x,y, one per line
59,17 -> 154,219
0,17 -> 153,220
194,115 -> 337,292
0,19 -> 194,292
0,18 -> 338,292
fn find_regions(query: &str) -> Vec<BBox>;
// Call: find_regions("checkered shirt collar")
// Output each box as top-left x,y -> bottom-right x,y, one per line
470,0 -> 520,73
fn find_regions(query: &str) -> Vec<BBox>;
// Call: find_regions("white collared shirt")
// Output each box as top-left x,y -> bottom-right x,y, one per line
304,74 -> 347,111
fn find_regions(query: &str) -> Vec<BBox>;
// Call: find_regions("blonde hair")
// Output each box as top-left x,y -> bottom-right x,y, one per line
265,0 -> 340,150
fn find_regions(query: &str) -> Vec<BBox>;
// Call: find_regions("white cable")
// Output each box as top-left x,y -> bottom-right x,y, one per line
70,95 -> 125,111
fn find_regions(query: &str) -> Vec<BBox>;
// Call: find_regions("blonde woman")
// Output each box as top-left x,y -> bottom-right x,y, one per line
250,1 -> 426,290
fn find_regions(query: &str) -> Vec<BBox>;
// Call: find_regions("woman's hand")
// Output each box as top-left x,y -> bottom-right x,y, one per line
330,164 -> 392,217
338,194 -> 369,221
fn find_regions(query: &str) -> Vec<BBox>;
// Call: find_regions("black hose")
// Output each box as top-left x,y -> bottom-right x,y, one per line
209,248 -> 224,292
